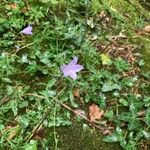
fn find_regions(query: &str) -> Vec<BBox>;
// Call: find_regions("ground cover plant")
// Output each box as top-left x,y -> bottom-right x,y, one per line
0,0 -> 150,149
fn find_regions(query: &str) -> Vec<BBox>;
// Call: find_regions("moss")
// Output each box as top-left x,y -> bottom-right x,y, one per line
93,0 -> 149,27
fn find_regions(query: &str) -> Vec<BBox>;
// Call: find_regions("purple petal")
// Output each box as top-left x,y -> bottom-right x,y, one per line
69,57 -> 78,66
21,25 -> 33,35
61,65 -> 69,77
71,65 -> 83,72
69,72 -> 77,80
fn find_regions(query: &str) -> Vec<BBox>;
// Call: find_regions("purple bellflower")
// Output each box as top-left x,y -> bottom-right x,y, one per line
61,57 -> 83,80
21,25 -> 33,35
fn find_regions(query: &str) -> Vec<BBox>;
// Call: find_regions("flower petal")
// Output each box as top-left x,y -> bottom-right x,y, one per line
61,65 -> 69,77
69,57 -> 78,66
71,64 -> 83,72
69,72 -> 77,80
21,25 -> 33,35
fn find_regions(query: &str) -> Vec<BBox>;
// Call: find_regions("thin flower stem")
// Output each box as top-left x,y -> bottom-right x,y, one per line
53,102 -> 58,150
85,0 -> 89,37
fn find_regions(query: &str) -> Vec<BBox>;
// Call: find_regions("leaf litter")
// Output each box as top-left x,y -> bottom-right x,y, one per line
89,104 -> 104,122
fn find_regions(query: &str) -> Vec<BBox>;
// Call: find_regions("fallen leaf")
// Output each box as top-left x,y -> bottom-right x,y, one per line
7,125 -> 20,140
89,104 -> 104,122
100,54 -> 112,65
21,7 -> 28,13
73,88 -> 80,98
137,110 -> 145,117
99,11 -> 106,18
102,129 -> 112,135
33,127 -> 45,140
10,3 -> 17,9
143,25 -> 150,33
87,18 -> 94,28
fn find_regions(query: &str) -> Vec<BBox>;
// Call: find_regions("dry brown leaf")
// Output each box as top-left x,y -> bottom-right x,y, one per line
102,129 -> 112,135
89,104 -> 104,122
10,3 -> 17,9
143,25 -> 150,33
33,127 -> 45,140
73,88 -> 80,98
21,7 -> 28,13
7,125 -> 20,140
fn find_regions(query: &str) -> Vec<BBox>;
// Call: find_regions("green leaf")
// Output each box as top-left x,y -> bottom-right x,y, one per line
2,78 -> 12,83
118,112 -> 141,130
6,85 -> 14,95
114,57 -> 130,72
141,130 -> 150,139
18,101 -> 29,108
138,59 -> 145,66
47,79 -> 56,88
69,91 -> 78,108
102,81 -> 121,92
144,108 -> 150,126
98,94 -> 106,108
103,127 -> 126,147
119,98 -> 128,106
103,134 -> 118,142
25,140 -> 37,150
11,100 -> 18,116
20,116 -> 29,128
104,110 -> 114,121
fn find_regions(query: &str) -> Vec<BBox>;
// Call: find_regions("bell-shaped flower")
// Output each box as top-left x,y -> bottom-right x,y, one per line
61,57 -> 83,80
21,25 -> 33,35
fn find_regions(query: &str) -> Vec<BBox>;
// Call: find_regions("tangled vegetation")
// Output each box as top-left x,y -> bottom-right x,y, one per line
0,0 -> 150,149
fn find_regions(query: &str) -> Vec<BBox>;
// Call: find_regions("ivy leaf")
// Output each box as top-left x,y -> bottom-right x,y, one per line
20,116 -> 29,128
114,57 -> 130,72
118,112 -> 141,130
102,81 -> 121,92
103,127 -> 126,148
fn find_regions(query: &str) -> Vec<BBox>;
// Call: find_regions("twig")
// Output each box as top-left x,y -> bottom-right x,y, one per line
13,42 -> 34,54
0,96 -> 9,106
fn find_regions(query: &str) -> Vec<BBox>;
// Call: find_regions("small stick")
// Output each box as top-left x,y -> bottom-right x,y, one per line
13,42 -> 34,54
